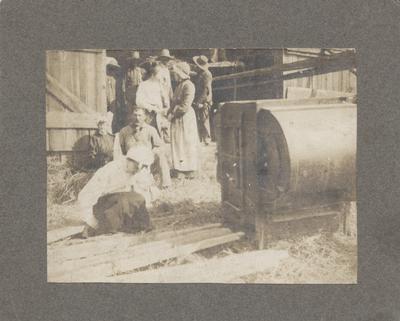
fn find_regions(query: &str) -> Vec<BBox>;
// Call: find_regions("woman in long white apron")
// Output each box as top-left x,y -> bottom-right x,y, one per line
169,62 -> 199,178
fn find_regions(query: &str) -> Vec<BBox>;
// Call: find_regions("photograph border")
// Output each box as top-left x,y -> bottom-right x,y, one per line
1,1 -> 400,320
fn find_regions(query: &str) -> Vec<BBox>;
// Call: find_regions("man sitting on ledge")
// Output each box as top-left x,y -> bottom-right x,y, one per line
118,106 -> 172,188
78,145 -> 155,238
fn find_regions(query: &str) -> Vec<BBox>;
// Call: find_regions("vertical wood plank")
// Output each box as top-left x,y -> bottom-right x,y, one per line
46,130 -> 49,151
95,50 -> 107,113
87,53 -> 96,111
339,70 -> 344,92
349,71 -> 357,93
81,53 -> 88,104
73,52 -> 79,95
323,72 -> 328,90
48,129 -> 66,151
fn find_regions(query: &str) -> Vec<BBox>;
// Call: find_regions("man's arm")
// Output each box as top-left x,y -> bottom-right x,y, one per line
149,126 -> 163,148
119,129 -> 127,155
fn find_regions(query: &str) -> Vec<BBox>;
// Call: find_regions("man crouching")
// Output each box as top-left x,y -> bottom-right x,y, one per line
78,145 -> 156,237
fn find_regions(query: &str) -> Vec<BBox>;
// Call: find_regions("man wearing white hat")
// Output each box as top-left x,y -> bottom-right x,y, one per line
78,145 -> 156,237
156,49 -> 174,108
124,51 -> 146,107
105,57 -> 120,112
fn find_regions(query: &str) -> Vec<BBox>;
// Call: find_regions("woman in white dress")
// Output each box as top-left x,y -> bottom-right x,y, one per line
169,61 -> 199,179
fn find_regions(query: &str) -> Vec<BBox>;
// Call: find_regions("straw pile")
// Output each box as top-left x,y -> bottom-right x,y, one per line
47,160 -> 94,205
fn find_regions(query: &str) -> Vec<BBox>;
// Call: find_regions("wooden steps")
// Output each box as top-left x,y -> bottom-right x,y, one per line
48,224 -> 244,282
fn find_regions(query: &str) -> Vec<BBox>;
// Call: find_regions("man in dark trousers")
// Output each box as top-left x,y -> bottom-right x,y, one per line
192,55 -> 213,145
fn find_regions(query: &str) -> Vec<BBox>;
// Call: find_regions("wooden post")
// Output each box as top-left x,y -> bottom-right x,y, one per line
233,79 -> 237,100
340,202 -> 351,235
96,50 -> 107,113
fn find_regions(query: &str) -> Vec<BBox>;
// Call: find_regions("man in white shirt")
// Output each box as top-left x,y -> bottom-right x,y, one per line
78,145 -> 156,237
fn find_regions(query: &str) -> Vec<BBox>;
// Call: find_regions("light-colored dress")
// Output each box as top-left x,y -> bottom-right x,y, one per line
170,79 -> 199,172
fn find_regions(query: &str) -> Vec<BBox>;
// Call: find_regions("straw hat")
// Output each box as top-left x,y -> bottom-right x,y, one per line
158,49 -> 174,60
131,51 -> 141,60
193,55 -> 209,71
173,61 -> 191,79
127,51 -> 143,67
105,57 -> 120,68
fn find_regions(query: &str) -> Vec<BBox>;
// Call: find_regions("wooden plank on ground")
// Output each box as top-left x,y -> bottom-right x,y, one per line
109,249 -> 289,283
48,231 -> 243,282
48,227 -> 232,277
47,226 -> 85,244
48,224 -> 222,261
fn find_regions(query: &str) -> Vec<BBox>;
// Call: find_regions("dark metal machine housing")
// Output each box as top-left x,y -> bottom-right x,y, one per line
216,97 -> 356,247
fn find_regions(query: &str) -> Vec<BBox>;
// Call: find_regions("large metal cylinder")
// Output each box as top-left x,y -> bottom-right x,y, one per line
256,100 -> 356,209
217,97 -> 356,219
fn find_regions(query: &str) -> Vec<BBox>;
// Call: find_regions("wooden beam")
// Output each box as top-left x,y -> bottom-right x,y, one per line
109,249 -> 288,283
46,73 -> 93,113
46,111 -> 105,129
213,61 -> 356,92
209,61 -> 244,68
213,51 -> 356,82
47,226 -> 85,244
272,210 -> 340,223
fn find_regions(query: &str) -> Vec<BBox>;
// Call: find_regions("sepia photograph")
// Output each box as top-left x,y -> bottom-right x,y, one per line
46,48 -> 357,283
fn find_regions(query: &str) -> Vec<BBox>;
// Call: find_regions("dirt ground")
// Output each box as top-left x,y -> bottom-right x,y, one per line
47,142 -> 357,283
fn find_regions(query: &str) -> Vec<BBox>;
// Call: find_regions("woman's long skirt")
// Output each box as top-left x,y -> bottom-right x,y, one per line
170,107 -> 199,172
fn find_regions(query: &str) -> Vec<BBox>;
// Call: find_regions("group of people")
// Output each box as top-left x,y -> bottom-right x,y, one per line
79,49 -> 214,237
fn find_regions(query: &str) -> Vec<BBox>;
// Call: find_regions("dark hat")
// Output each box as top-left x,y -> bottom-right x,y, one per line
193,55 -> 209,71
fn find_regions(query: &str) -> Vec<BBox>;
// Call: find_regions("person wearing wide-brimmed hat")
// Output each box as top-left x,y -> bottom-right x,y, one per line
169,61 -> 199,178
105,57 -> 120,111
104,56 -> 128,133
124,51 -> 146,107
156,49 -> 174,104
192,55 -> 213,145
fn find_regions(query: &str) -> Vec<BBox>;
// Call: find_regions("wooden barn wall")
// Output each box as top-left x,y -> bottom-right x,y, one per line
46,50 -> 107,165
46,50 -> 106,113
282,52 -> 357,95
